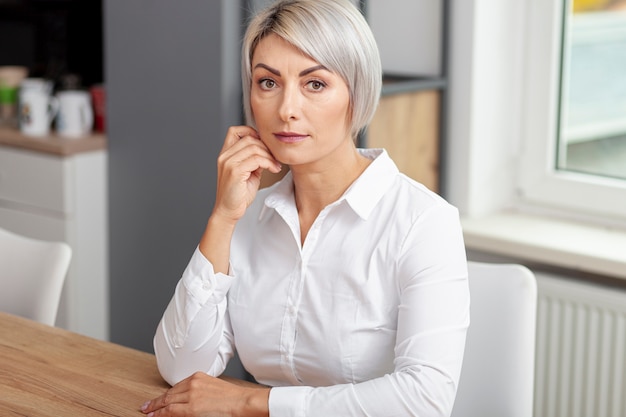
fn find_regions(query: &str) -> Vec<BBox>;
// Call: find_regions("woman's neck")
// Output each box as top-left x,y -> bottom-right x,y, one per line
291,144 -> 371,244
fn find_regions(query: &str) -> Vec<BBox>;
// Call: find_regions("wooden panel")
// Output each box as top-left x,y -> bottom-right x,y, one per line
367,89 -> 440,192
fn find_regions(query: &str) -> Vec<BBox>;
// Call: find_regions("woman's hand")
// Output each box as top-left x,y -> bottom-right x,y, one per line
197,126 -> 281,274
140,372 -> 270,417
212,126 -> 282,225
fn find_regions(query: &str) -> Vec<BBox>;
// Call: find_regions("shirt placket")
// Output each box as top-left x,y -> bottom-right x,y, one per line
278,207 -> 329,384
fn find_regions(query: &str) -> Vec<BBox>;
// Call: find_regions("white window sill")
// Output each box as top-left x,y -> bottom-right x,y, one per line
461,211 -> 626,281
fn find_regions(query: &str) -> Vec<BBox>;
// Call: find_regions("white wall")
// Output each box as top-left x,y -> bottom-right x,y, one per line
368,0 -> 442,76
445,0 -> 526,216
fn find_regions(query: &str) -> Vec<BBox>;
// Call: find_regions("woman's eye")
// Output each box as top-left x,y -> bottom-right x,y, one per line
307,80 -> 326,91
260,79 -> 276,89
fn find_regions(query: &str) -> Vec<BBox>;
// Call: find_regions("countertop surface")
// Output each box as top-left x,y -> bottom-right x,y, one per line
0,126 -> 106,156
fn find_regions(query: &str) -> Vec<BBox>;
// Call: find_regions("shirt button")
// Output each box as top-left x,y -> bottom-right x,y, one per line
202,280 -> 213,290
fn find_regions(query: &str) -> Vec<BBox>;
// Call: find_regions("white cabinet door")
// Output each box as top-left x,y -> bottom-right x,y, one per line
0,146 -> 108,340
0,147 -> 69,214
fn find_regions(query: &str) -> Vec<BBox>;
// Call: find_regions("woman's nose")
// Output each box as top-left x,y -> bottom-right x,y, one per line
278,85 -> 301,121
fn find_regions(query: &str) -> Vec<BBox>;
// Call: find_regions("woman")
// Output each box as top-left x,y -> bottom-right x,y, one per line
142,0 -> 469,416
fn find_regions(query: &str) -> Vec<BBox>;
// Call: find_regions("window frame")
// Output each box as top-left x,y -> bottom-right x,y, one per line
518,0 -> 626,224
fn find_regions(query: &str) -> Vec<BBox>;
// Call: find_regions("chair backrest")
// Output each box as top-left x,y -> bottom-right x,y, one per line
0,227 -> 72,326
450,261 -> 537,417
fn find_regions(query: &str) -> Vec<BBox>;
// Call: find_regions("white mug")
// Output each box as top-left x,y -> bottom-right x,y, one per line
19,89 -> 59,136
20,78 -> 54,95
56,90 -> 94,138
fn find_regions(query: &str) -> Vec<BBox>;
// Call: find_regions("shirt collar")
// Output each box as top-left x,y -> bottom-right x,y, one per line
259,171 -> 295,221
260,148 -> 398,221
344,149 -> 398,220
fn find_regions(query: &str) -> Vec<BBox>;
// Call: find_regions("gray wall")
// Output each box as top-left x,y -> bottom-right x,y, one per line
104,0 -> 243,353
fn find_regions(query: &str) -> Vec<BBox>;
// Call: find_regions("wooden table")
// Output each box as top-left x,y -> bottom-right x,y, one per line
0,312 -> 169,416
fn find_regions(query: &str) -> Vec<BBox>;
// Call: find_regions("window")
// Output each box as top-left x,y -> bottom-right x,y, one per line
559,1 -> 626,180
518,0 -> 626,223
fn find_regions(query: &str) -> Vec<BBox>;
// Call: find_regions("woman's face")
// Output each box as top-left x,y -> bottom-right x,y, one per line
250,34 -> 352,168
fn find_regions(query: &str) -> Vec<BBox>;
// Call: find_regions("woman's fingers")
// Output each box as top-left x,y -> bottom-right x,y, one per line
219,137 -> 281,175
225,150 -> 282,178
219,128 -> 281,174
220,125 -> 259,152
141,373 -> 260,417
141,374 -> 200,415
141,389 -> 188,416
211,126 -> 282,222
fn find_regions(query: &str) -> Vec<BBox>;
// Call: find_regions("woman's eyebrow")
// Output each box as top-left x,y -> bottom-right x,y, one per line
254,63 -> 280,76
253,63 -> 329,77
299,65 -> 328,76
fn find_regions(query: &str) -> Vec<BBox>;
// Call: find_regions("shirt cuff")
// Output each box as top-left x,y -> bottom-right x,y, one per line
268,386 -> 312,417
182,246 -> 234,305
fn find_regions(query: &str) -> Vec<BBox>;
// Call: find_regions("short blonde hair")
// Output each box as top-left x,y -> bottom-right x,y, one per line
241,0 -> 382,139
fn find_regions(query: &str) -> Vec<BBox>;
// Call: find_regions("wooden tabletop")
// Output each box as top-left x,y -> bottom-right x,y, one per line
0,312 -> 169,416
0,127 -> 106,156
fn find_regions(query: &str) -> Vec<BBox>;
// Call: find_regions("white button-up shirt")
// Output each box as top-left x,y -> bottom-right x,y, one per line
154,149 -> 469,417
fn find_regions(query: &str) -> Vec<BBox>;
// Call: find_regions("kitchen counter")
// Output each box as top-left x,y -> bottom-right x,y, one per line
0,127 -> 106,156
0,127 -> 109,339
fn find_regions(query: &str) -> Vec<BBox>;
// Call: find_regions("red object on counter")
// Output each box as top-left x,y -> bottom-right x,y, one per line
90,85 -> 106,133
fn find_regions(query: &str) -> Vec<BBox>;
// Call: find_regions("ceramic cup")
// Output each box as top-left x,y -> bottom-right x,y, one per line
20,78 -> 54,95
19,89 -> 59,136
56,90 -> 94,138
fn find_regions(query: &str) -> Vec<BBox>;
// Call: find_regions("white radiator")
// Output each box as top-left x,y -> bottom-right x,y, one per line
534,273 -> 626,417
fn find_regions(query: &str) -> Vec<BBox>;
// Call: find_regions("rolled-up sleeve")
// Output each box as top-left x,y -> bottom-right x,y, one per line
154,247 -> 236,385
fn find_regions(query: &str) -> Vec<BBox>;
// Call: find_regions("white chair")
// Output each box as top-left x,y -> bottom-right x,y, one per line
450,261 -> 537,417
0,227 -> 72,326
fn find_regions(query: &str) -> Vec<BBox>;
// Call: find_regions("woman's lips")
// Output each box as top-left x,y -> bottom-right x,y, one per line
274,132 -> 308,143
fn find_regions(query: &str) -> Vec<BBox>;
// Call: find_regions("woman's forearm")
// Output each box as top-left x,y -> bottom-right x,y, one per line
199,213 -> 237,275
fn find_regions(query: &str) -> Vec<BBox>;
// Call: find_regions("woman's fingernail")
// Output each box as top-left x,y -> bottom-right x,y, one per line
141,401 -> 150,411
